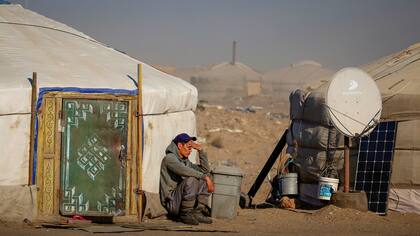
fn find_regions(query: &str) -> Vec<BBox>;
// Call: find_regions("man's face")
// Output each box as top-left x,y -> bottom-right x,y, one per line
177,140 -> 193,158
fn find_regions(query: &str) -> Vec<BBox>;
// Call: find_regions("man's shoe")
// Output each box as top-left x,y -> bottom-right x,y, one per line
193,212 -> 213,224
180,212 -> 199,225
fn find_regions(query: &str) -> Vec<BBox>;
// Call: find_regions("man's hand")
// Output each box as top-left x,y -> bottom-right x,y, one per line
204,175 -> 215,193
191,141 -> 202,151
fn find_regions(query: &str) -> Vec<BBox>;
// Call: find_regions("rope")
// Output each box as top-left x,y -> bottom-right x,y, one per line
0,21 -> 104,46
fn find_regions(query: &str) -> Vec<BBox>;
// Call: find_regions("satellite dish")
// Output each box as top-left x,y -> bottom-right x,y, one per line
326,67 -> 382,137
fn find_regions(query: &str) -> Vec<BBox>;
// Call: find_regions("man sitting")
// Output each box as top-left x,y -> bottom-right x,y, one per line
160,133 -> 215,225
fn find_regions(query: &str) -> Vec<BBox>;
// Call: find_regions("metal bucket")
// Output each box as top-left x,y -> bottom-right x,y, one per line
211,166 -> 243,219
280,173 -> 298,196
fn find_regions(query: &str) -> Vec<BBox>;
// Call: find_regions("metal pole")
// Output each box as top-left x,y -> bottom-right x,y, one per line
344,136 -> 350,193
28,72 -> 37,185
232,41 -> 236,65
247,129 -> 288,204
136,64 -> 143,223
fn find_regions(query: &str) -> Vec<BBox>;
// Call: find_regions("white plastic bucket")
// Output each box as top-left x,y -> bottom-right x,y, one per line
280,173 -> 298,196
318,177 -> 339,200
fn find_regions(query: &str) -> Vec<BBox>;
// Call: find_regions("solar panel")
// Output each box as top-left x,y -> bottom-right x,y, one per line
354,121 -> 397,214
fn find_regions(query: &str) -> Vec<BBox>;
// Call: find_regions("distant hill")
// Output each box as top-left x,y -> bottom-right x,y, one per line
263,60 -> 334,101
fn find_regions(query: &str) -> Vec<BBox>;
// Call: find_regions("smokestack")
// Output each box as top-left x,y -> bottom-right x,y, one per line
231,41 -> 236,65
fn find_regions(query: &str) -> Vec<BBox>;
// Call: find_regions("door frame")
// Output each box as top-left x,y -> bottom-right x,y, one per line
36,92 -> 140,218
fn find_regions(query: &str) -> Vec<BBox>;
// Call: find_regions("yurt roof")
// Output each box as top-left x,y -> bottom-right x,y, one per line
362,42 -> 420,121
192,62 -> 262,82
308,43 -> 420,121
171,65 -> 212,82
0,5 -> 197,116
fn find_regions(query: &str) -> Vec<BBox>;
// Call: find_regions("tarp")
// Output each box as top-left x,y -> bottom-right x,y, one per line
287,89 -> 348,183
0,5 -> 198,194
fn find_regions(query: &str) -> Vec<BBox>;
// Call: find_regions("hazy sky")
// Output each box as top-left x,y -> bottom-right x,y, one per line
8,0 -> 420,71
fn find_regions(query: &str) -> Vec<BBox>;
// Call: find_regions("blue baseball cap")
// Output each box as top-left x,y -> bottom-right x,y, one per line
173,133 -> 197,144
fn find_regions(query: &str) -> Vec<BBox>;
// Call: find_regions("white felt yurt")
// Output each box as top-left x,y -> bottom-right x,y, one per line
299,42 -> 420,214
362,43 -> 420,214
0,5 -> 197,219
263,60 -> 334,102
190,61 -> 262,104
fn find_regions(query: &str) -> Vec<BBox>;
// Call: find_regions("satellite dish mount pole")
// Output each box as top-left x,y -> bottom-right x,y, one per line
344,136 -> 350,193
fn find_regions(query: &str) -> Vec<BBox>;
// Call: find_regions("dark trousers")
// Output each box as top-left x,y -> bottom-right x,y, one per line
166,177 -> 210,216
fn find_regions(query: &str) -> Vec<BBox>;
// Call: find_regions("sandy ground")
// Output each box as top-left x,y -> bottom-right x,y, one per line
1,105 -> 420,235
2,206 -> 420,235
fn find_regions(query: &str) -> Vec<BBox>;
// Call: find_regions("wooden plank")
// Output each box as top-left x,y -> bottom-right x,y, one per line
53,98 -> 62,215
28,72 -> 37,185
125,99 -> 133,215
130,101 -> 138,215
36,103 -> 45,215
42,97 -> 56,215
136,64 -> 143,222
247,129 -> 288,204
42,159 -> 55,214
46,92 -> 133,100
43,98 -> 56,155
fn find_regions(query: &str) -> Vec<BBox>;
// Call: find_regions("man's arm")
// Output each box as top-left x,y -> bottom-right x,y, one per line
165,154 -> 203,179
190,142 -> 210,174
190,142 -> 214,193
204,175 -> 214,193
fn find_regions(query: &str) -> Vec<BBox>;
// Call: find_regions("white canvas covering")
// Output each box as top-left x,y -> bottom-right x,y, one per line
0,115 -> 30,185
303,42 -> 420,214
0,185 -> 37,222
0,5 -> 198,194
388,188 -> 420,213
142,111 -> 197,192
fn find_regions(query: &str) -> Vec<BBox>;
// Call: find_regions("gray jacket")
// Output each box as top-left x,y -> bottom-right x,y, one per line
160,141 -> 210,204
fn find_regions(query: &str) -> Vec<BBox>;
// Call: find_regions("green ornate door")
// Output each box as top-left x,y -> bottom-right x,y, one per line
60,98 -> 128,216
